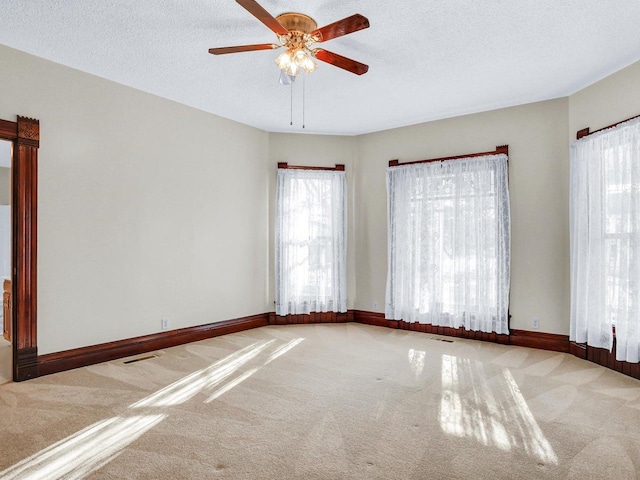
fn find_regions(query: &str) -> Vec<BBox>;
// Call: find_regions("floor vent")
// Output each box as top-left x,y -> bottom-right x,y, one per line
123,354 -> 159,364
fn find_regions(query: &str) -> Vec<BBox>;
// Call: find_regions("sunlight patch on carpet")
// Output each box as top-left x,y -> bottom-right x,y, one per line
439,354 -> 558,465
0,337 -> 306,479
206,367 -> 259,402
130,339 -> 274,408
265,338 -> 305,365
206,338 -> 305,402
0,414 -> 166,480
408,349 -> 426,377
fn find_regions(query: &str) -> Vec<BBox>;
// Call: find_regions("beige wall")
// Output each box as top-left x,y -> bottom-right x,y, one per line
569,60 -> 640,140
355,99 -> 570,335
0,45 -> 270,355
2,39 -> 638,354
267,133 -> 357,309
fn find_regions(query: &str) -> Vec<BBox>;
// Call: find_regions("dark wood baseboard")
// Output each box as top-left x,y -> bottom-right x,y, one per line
351,312 -> 640,382
353,312 -> 640,381
268,311 -> 353,325
569,341 -> 587,359
18,309 -> 639,384
34,314 -> 268,378
571,340 -> 640,380
14,347 -> 38,381
397,320 -> 511,345
352,310 -> 398,328
510,329 -> 569,352
353,310 -> 511,344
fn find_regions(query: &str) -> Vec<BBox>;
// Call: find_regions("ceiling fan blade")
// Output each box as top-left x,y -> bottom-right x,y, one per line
236,0 -> 288,36
313,49 -> 369,75
311,14 -> 370,42
209,43 -> 281,55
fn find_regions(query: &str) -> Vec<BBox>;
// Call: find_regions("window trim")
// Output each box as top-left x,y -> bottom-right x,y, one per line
577,113 -> 640,140
278,162 -> 344,171
389,145 -> 508,167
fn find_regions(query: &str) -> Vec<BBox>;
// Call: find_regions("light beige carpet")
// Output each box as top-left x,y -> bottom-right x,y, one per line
1,323 -> 640,479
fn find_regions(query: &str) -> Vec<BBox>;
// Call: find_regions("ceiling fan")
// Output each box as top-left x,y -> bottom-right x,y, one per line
209,0 -> 370,76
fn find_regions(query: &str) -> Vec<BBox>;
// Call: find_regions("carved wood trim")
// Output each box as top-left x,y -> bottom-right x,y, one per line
576,113 -> 640,140
17,117 -> 40,148
0,119 -> 18,139
0,115 -> 40,382
12,139 -> 39,381
277,162 -> 345,171
389,145 -> 509,167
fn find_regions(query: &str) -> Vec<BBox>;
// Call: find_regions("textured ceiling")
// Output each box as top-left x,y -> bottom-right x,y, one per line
1,1 -> 640,135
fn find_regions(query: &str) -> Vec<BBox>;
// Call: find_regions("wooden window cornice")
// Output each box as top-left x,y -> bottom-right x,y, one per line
278,162 -> 345,171
577,113 -> 640,140
389,145 -> 508,167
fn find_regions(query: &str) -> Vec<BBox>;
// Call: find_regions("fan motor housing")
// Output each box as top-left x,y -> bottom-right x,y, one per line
276,13 -> 317,33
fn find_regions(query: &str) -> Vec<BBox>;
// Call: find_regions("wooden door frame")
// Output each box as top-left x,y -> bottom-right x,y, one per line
0,115 -> 39,381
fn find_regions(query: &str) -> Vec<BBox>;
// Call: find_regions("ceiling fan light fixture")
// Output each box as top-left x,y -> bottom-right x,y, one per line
292,48 -> 317,74
275,50 -> 300,76
209,4 -> 370,77
300,54 -> 317,74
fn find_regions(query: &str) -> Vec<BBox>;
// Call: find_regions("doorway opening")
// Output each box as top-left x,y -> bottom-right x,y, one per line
0,139 -> 11,384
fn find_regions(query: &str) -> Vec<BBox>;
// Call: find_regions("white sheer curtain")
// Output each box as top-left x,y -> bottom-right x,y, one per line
570,116 -> 640,362
275,168 -> 347,316
385,154 -> 510,334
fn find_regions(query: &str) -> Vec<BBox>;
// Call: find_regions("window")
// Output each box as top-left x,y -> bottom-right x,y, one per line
275,166 -> 347,316
570,116 -> 640,362
386,153 -> 511,334
604,143 -> 634,328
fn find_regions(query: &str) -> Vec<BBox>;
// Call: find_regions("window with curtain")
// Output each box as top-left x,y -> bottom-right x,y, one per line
275,167 -> 347,316
570,116 -> 640,362
386,154 -> 511,334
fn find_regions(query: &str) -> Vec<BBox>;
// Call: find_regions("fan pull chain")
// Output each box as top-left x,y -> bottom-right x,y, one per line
302,74 -> 306,129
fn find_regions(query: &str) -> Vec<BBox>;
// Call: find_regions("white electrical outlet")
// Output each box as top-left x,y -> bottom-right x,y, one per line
161,318 -> 169,330
373,302 -> 379,310
532,317 -> 540,329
